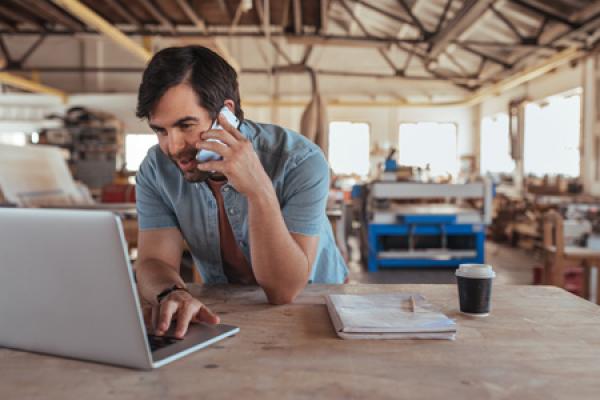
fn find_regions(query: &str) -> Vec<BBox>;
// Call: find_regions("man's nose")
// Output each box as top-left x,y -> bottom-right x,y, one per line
168,129 -> 191,154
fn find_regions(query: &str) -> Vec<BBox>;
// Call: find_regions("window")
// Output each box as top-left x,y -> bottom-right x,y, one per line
480,113 -> 514,174
125,133 -> 158,171
0,132 -> 27,146
398,122 -> 458,178
524,90 -> 581,177
328,121 -> 370,177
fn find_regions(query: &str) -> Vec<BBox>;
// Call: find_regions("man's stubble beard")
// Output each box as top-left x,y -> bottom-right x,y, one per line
165,147 -> 211,183
182,168 -> 212,183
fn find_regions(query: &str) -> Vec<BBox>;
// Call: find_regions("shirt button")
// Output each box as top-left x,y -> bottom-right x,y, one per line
238,241 -> 244,247
228,208 -> 236,215
223,187 -> 230,192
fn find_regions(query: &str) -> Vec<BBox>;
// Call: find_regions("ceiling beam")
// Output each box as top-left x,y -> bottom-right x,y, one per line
212,38 -> 240,72
465,46 -> 583,106
179,35 -> 241,72
434,0 -> 454,35
442,49 -> 470,76
320,0 -> 328,33
400,44 -> 415,72
2,45 -> 582,108
51,0 -> 152,63
293,0 -> 302,34
280,0 -> 291,28
23,0 -> 85,31
249,66 -> 460,82
301,45 -> 313,65
18,34 -> 46,65
136,0 -> 174,32
175,0 -> 239,71
286,34 -> 419,48
458,40 -> 555,50
396,0 -> 429,38
216,0 -> 231,23
533,17 -> 548,42
338,0 -> 372,37
0,4 -> 45,31
427,0 -> 495,61
0,35 -> 12,63
489,4 -> 523,41
572,1 -> 600,23
0,65 -> 447,83
254,0 -> 271,41
510,0 -> 578,28
347,0 -> 411,25
378,48 -> 398,74
457,43 -> 513,69
175,0 -> 206,32
507,9 -> 600,75
228,0 -> 245,33
254,0 -> 281,68
0,71 -> 67,101
269,39 -> 293,64
104,0 -> 142,28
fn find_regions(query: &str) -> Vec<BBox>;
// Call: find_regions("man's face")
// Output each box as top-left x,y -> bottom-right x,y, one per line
148,83 -> 214,182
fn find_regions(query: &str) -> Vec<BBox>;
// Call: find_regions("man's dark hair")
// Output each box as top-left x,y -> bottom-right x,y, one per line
136,46 -> 243,121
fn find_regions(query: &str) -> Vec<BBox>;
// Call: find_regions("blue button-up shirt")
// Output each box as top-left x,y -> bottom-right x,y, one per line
135,119 -> 348,284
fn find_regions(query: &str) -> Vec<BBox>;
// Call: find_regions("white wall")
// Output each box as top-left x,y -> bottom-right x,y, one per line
480,63 -> 583,118
67,94 -> 148,133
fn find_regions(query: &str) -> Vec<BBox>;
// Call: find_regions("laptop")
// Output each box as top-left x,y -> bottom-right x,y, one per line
0,208 -> 239,369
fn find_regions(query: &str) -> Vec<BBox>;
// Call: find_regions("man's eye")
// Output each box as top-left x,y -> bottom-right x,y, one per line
155,129 -> 167,137
181,124 -> 193,131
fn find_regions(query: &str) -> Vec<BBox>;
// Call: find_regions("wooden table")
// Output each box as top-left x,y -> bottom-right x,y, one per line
2,284 -> 600,399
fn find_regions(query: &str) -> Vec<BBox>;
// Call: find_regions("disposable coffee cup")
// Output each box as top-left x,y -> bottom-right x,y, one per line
455,264 -> 496,316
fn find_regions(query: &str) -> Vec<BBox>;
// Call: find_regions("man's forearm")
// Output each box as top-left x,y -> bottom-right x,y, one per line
135,258 -> 186,305
247,186 -> 311,304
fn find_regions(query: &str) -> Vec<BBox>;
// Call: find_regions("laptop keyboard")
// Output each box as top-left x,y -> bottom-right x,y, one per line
147,334 -> 181,352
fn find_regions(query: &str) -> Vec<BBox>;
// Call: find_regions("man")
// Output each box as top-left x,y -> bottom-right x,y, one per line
134,46 -> 348,339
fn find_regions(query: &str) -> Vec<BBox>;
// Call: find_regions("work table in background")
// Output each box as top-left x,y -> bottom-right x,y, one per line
1,284 -> 600,399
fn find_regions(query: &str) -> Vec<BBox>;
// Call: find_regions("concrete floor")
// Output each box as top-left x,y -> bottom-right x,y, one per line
347,238 -> 540,285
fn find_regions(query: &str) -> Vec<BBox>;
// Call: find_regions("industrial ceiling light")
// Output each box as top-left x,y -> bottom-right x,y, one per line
240,0 -> 253,13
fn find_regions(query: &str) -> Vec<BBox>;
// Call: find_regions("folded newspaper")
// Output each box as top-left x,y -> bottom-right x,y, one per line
325,293 -> 456,340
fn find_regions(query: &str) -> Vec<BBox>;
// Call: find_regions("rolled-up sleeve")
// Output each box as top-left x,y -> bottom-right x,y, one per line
281,150 -> 330,236
135,157 -> 178,230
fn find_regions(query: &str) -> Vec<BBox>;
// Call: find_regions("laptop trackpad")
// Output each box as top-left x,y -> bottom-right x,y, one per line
150,323 -> 239,362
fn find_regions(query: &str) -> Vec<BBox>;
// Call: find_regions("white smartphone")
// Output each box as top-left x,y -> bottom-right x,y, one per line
196,106 -> 240,163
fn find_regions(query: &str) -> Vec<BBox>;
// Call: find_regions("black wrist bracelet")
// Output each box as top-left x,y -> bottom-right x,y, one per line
156,285 -> 189,304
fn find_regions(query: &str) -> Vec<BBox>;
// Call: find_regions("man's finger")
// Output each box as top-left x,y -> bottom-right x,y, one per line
200,129 -> 238,146
156,299 -> 178,336
196,140 -> 231,157
142,305 -> 153,330
193,304 -> 220,325
218,113 -> 245,141
174,303 -> 197,339
196,160 -> 225,173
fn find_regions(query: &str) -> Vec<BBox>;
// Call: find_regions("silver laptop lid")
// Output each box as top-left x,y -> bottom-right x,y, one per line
0,208 -> 152,369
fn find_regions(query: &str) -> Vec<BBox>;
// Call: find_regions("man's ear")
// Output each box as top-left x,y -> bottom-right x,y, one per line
223,99 -> 235,113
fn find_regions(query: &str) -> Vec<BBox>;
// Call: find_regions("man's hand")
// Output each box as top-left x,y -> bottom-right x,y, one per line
196,113 -> 272,198
155,290 -> 220,339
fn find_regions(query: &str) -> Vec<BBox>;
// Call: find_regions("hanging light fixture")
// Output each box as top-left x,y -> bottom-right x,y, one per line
240,0 -> 253,13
